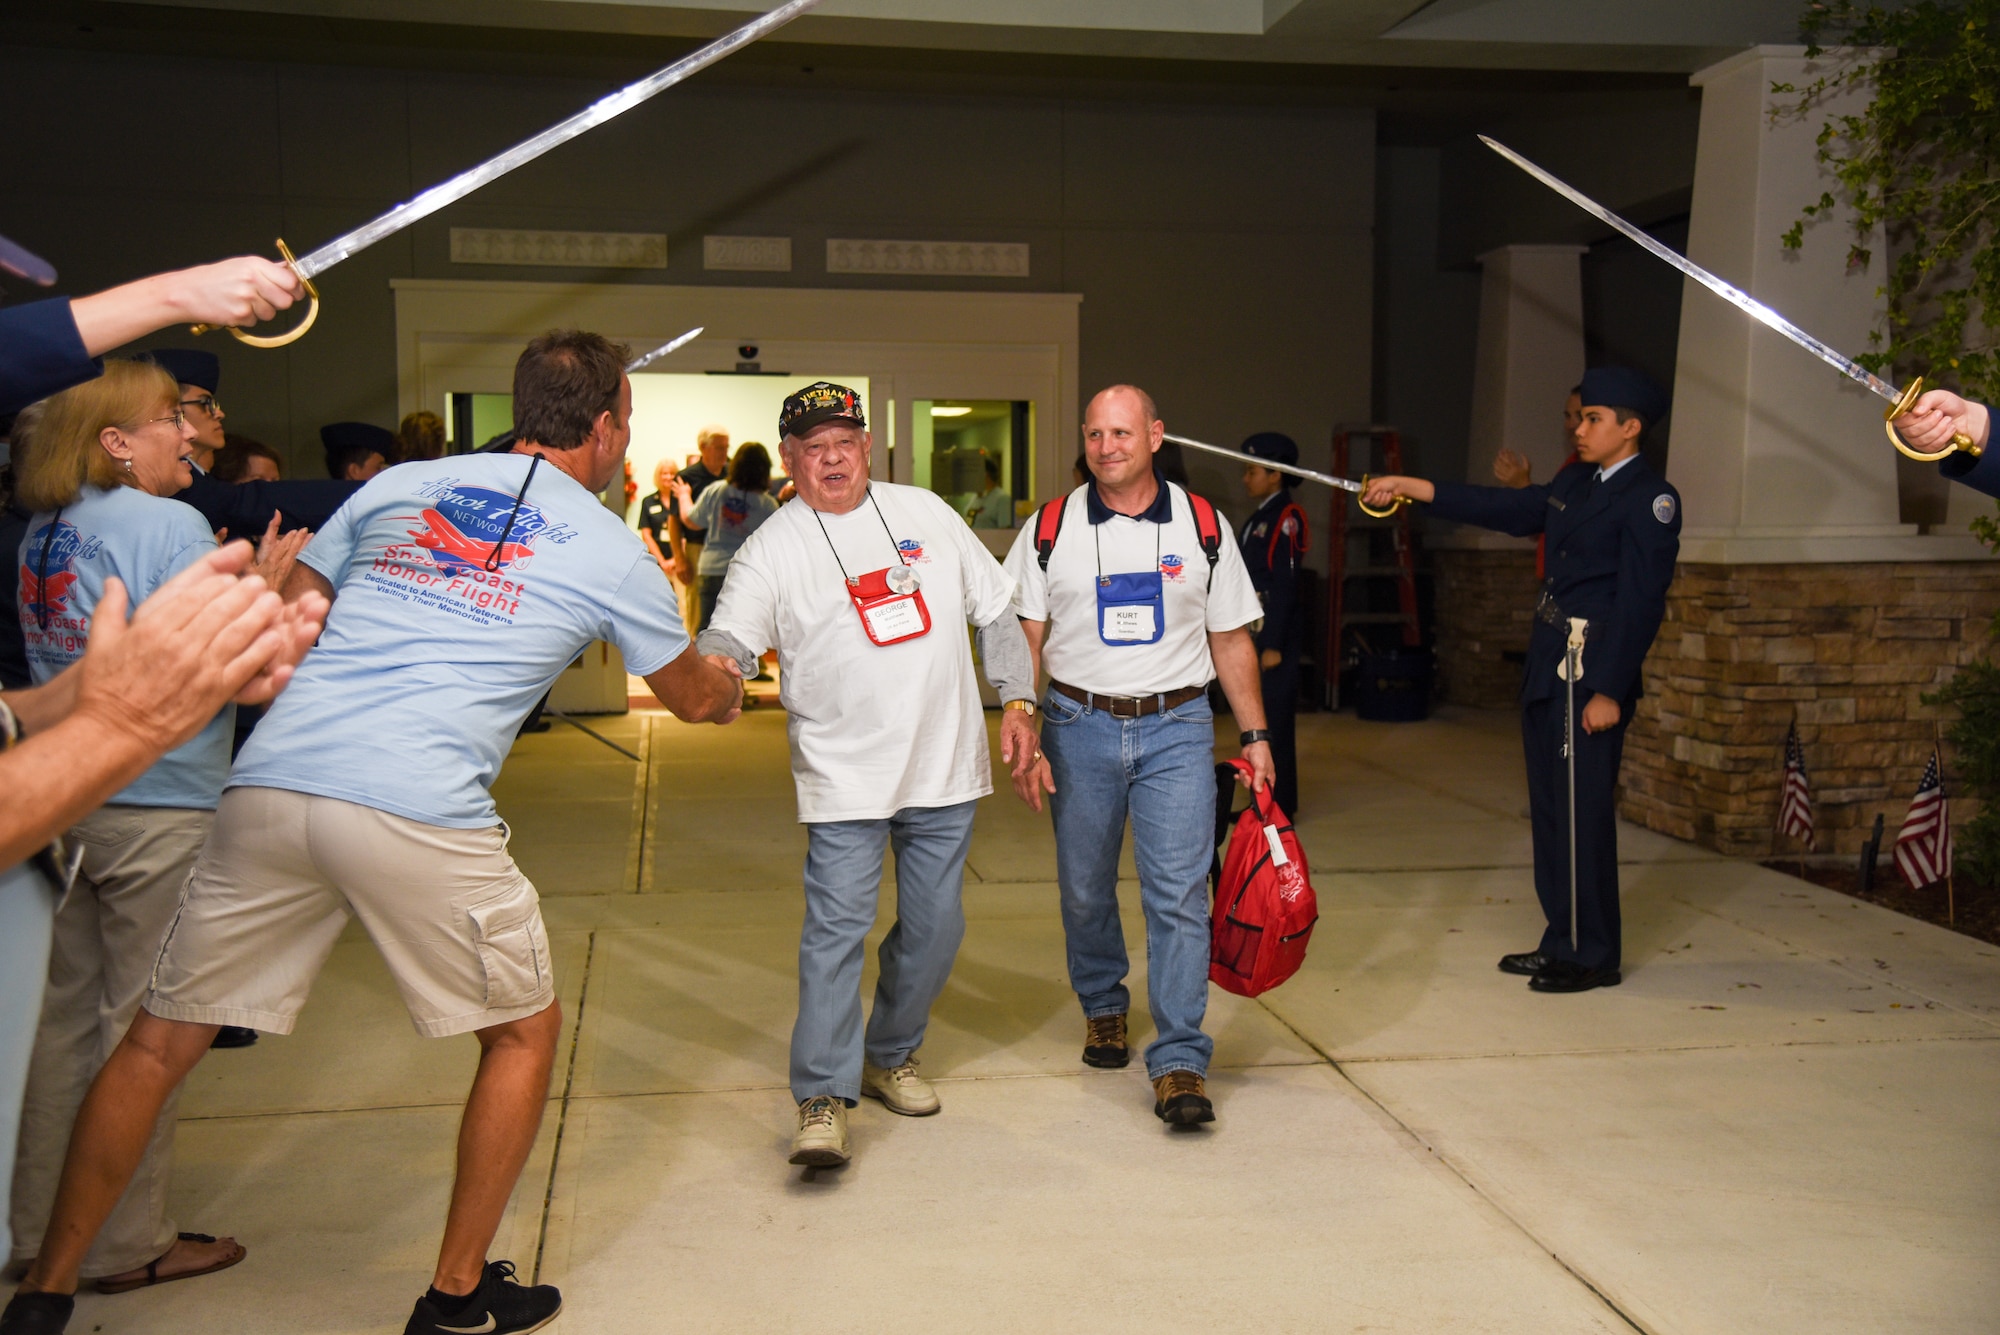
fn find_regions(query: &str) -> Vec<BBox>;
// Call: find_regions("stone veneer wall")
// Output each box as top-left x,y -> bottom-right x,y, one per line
1432,547 -> 1540,708
1622,561 -> 2000,857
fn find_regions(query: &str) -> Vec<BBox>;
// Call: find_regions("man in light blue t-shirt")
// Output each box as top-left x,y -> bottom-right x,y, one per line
20,332 -> 744,1335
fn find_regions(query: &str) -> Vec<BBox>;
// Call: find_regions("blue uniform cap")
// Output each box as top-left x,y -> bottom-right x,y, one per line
1578,367 -> 1669,427
1241,431 -> 1300,488
150,348 -> 220,393
319,421 -> 395,455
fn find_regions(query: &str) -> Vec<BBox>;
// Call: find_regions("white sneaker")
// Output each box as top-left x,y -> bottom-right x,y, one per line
860,1057 -> 941,1116
789,1095 -> 851,1166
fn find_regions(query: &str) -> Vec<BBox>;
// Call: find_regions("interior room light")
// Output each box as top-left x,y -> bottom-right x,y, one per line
930,405 -> 972,417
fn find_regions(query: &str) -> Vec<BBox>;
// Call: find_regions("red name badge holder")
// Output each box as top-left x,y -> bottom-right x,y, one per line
846,564 -> 932,646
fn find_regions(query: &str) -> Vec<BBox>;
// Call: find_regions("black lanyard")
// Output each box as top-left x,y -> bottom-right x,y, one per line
811,489 -> 907,585
35,505 -> 65,631
1092,501 -> 1163,584
485,454 -> 542,572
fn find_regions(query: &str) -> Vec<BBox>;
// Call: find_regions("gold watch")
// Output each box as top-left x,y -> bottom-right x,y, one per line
1004,699 -> 1037,716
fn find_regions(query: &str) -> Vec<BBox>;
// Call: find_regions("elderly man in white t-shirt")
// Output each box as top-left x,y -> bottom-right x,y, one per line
697,382 -> 1040,1168
1004,384 -> 1273,1129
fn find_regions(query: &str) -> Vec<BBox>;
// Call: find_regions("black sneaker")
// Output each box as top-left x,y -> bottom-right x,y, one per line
211,1026 -> 259,1049
403,1261 -> 560,1335
0,1292 -> 74,1335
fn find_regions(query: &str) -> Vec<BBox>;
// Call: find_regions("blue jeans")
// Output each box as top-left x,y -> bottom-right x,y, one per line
0,863 -> 57,1263
791,802 -> 975,1104
1042,687 -> 1217,1078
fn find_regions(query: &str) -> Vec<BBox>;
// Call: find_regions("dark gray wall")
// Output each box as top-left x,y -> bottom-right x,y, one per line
0,44 -> 1374,519
1374,144 -> 1481,486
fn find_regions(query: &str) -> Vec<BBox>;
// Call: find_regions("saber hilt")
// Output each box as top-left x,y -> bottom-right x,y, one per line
189,238 -> 320,348
1885,376 -> 1981,463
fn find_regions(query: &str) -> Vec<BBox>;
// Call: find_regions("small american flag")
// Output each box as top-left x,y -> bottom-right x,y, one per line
1894,749 -> 1952,890
1777,722 -> 1814,849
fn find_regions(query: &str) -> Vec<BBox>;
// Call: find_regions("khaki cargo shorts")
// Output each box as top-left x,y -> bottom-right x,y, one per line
146,786 -> 555,1039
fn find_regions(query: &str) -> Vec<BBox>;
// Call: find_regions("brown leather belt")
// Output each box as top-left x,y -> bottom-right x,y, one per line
1050,680 -> 1205,718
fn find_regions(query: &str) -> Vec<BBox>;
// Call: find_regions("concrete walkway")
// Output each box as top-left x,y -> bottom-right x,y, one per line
78,707 -> 1999,1333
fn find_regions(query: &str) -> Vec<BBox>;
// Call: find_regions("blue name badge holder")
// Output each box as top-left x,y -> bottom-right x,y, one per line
1097,571 -> 1165,646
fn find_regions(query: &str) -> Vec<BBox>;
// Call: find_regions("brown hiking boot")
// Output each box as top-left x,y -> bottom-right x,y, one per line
1152,1070 -> 1215,1125
1082,1013 -> 1129,1068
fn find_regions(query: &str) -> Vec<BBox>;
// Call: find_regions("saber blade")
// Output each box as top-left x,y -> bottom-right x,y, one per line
1163,432 -> 1365,492
294,0 -> 823,280
1478,135 -> 1904,406
626,326 -> 704,373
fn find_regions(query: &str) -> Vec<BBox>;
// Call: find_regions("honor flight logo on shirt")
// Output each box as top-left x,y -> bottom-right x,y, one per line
19,520 -> 100,649
897,537 -> 929,564
1159,553 -> 1187,583
366,479 -> 576,627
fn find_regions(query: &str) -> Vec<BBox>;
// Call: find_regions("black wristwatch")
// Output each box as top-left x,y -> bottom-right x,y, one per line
1239,729 -> 1271,746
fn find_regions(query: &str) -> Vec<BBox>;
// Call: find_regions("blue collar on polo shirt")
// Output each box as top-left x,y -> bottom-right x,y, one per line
1085,470 -> 1173,525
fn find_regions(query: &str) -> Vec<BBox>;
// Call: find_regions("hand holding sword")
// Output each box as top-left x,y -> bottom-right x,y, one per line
1893,389 -> 1990,459
1160,432 -> 1413,517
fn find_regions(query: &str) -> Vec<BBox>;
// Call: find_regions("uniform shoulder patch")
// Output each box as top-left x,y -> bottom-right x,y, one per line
1652,493 -> 1676,524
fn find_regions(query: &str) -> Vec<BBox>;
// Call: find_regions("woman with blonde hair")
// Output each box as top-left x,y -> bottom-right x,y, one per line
7,359 -> 299,1297
396,409 -> 446,463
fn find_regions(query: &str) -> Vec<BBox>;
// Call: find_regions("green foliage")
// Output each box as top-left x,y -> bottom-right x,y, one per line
1772,1 -> 1999,402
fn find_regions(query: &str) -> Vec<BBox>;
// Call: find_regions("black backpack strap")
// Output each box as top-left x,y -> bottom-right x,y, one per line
1181,487 -> 1224,590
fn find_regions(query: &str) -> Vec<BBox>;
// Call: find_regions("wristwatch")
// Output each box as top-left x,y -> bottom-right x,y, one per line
1004,699 -> 1037,716
1239,728 -> 1271,746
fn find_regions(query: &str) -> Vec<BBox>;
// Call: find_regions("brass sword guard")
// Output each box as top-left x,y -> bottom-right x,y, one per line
1885,375 -> 1980,463
1356,474 -> 1411,519
190,238 -> 320,349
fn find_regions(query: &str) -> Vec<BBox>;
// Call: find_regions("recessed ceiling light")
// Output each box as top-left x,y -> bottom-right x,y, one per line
930,405 -> 972,417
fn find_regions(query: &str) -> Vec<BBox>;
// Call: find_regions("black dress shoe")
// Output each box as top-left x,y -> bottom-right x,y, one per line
0,1291 -> 74,1335
210,1025 -> 259,1049
1529,960 -> 1622,993
1497,951 -> 1549,976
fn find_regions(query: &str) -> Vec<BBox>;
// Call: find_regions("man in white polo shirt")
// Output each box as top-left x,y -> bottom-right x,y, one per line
697,382 -> 1039,1168
1005,384 -> 1273,1128
8,331 -> 745,1335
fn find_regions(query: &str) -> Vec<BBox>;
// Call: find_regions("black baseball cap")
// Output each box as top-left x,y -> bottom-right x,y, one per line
780,381 -> 866,439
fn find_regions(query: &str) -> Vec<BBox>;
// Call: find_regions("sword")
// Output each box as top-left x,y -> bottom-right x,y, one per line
192,0 -> 824,349
627,326 -> 705,373
1163,432 -> 1407,518
1478,135 -> 1981,465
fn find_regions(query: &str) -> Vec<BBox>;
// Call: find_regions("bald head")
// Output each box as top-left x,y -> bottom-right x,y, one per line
1082,383 -> 1165,495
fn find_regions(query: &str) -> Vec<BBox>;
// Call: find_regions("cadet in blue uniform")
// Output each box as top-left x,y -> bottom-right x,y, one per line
1892,389 -> 1998,499
1363,367 -> 1681,993
1237,432 -> 1310,815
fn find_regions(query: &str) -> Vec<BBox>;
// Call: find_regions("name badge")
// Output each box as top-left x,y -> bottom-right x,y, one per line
846,566 -> 932,646
1096,570 -> 1166,647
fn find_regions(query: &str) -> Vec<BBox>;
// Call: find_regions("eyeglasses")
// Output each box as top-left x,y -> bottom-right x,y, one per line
147,409 -> 188,431
179,395 -> 222,418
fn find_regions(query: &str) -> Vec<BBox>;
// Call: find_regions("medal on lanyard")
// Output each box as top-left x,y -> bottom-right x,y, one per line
1095,519 -> 1166,646
815,494 -> 933,646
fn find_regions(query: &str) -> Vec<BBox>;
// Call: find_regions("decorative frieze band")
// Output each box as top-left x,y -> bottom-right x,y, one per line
827,239 -> 1029,278
704,235 -> 794,272
449,229 -> 667,269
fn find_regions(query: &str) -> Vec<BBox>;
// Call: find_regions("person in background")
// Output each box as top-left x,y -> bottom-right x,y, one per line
1071,452 -> 1089,489
1,407 -> 45,690
211,434 -> 281,484
320,421 -> 392,482
146,351 -> 225,475
675,442 -> 778,632
635,458 -> 679,582
1361,366 -> 1680,996
1237,432 -> 1309,816
966,456 -> 1014,529
397,410 -> 447,464
667,426 -> 730,638
1892,388 -> 1998,498
8,360 -> 309,1301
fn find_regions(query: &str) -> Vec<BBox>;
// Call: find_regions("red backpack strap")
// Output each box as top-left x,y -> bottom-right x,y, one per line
1033,494 -> 1069,572
1267,499 -> 1309,567
1183,489 -> 1223,589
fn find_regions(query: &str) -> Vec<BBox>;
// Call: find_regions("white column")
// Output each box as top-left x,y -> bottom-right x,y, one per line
1465,244 -> 1587,487
1670,45 -> 1985,561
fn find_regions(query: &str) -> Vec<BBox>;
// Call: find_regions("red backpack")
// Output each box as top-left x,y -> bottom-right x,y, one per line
1208,759 -> 1317,997
1032,484 -> 1225,585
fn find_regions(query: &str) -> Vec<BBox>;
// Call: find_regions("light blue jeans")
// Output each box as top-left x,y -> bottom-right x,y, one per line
0,862 -> 58,1263
791,801 -> 976,1104
1041,687 -> 1217,1078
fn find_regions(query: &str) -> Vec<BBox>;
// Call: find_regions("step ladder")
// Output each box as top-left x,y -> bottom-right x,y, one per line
1325,425 -> 1421,708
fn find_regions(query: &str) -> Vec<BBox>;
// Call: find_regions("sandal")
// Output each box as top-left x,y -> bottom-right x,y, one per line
94,1233 -> 246,1295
